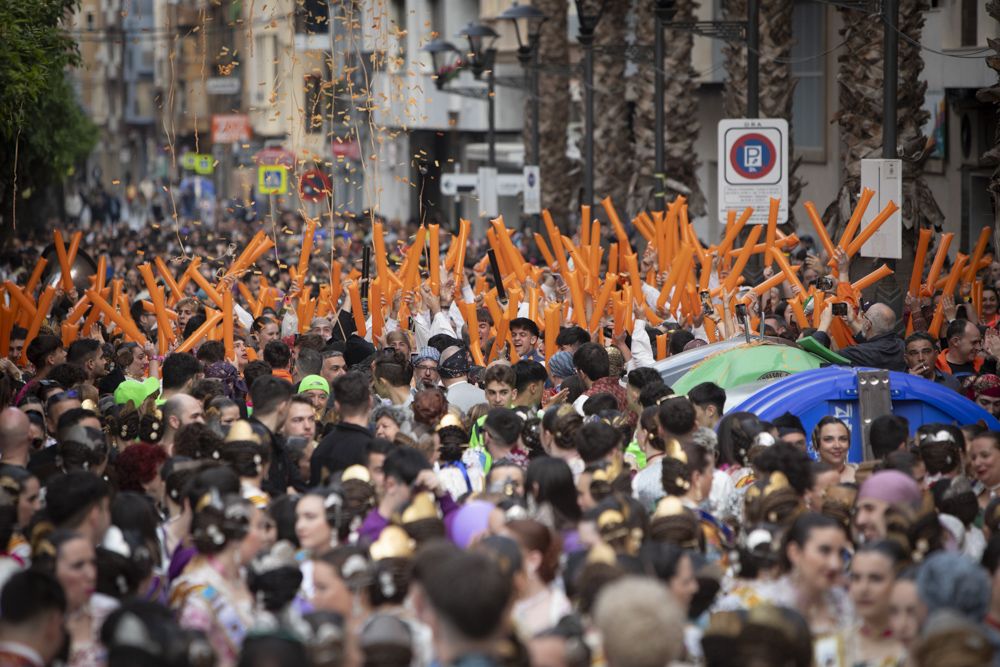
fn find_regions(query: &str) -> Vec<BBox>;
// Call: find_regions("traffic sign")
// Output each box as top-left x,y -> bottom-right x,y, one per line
717,118 -> 789,225
194,154 -> 214,175
299,169 -> 332,202
859,159 -> 902,259
523,166 -> 541,215
259,165 -> 288,195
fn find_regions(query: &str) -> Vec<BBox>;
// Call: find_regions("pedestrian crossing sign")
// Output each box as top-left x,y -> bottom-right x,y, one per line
259,165 -> 288,195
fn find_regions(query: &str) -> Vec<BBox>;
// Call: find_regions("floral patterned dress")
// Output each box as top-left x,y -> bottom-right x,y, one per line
169,555 -> 254,667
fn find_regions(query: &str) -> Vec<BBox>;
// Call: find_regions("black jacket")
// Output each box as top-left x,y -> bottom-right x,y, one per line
838,332 -> 907,372
311,421 -> 373,486
250,417 -> 305,497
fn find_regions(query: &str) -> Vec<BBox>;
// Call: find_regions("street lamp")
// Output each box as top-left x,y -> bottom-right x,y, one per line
573,0 -> 608,208
457,22 -> 500,167
653,0 -> 677,212
424,39 -> 461,90
497,3 -> 547,167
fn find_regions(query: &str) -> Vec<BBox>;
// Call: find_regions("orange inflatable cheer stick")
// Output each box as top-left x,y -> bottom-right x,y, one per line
851,264 -> 895,293
222,288 -> 235,361
765,198 -> 780,267
154,257 -> 183,304
924,233 -> 953,295
186,262 -> 223,307
86,290 -> 149,346
53,231 -> 74,292
297,220 -> 318,282
750,266 -> 798,298
429,224 -> 441,294
838,188 -> 875,251
908,228 -> 932,297
25,258 -> 48,296
601,197 -> 632,256
803,201 -> 836,262
846,201 -> 900,258
723,226 -> 763,292
589,274 -> 617,331
717,207 -> 754,259
348,281 -> 367,338
21,286 -> 57,365
965,226 -> 992,283
174,311 -> 222,354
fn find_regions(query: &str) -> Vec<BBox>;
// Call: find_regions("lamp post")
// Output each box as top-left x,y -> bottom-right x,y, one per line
457,22 -> 500,167
497,3 -> 547,168
573,0 -> 608,208
653,0 -> 677,213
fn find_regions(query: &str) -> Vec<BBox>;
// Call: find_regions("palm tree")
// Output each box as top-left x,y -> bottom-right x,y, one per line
592,0 -> 631,214
629,0 -> 706,218
824,0 -> 942,307
978,0 -> 1000,239
532,0 -> 576,229
722,0 -> 803,220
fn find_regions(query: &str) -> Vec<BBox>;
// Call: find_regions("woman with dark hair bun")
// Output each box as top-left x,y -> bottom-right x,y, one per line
169,491 -> 254,667
716,512 -> 852,641
812,416 -> 856,483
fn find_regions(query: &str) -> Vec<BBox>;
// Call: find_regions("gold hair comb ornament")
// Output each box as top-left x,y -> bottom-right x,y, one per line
225,420 -> 262,445
762,471 -> 790,496
665,439 -> 688,464
369,525 -> 416,561
585,542 -> 617,566
652,496 -> 687,519
400,492 -> 441,525
342,465 -> 373,484
436,413 -> 464,431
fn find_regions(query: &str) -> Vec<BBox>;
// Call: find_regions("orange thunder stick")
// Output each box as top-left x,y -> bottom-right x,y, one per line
908,228 -> 932,296
846,201 -> 900,258
924,233 -> 954,296
803,201 -> 836,261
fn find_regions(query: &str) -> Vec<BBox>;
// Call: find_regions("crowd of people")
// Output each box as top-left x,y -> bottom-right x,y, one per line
1,209 -> 1000,667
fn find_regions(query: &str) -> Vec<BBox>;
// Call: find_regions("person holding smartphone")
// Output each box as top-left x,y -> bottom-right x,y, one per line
818,301 -> 906,371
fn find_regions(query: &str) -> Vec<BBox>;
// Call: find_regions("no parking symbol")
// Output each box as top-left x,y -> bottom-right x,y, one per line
717,119 -> 788,225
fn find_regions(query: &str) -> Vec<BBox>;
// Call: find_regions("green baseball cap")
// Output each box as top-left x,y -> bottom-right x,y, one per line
114,377 -> 160,407
298,374 -> 330,395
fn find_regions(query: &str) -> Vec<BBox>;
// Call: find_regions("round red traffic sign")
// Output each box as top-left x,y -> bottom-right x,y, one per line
729,132 -> 777,180
299,169 -> 332,203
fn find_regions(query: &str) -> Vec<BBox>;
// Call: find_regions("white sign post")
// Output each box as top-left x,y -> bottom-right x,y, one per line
717,118 -> 789,225
523,166 -> 541,215
859,158 -> 903,259
477,167 -> 499,218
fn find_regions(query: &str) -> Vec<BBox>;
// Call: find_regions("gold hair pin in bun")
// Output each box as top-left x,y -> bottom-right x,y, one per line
225,420 -> 262,445
652,495 -> 687,520
586,542 -> 617,566
763,471 -> 790,496
342,465 -> 373,484
369,525 -> 416,561
665,439 -> 688,464
400,492 -> 441,525
436,413 -> 464,431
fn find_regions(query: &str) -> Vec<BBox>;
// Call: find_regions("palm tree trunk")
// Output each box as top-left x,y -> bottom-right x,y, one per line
825,0 -> 942,310
722,0 -> 803,223
592,0 -> 631,217
533,0 -> 575,229
977,0 -> 1000,244
629,0 -> 706,218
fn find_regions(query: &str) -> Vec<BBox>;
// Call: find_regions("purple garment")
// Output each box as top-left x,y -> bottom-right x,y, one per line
448,500 -> 495,548
205,361 -> 248,404
358,493 -> 460,544
168,542 -> 198,582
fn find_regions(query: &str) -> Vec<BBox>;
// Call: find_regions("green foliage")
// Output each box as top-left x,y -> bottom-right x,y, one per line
0,0 -> 96,224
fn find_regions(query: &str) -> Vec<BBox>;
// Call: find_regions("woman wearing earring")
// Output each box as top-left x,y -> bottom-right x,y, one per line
842,541 -> 906,666
813,416 -> 856,483
169,491 -> 255,667
714,512 -> 853,660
